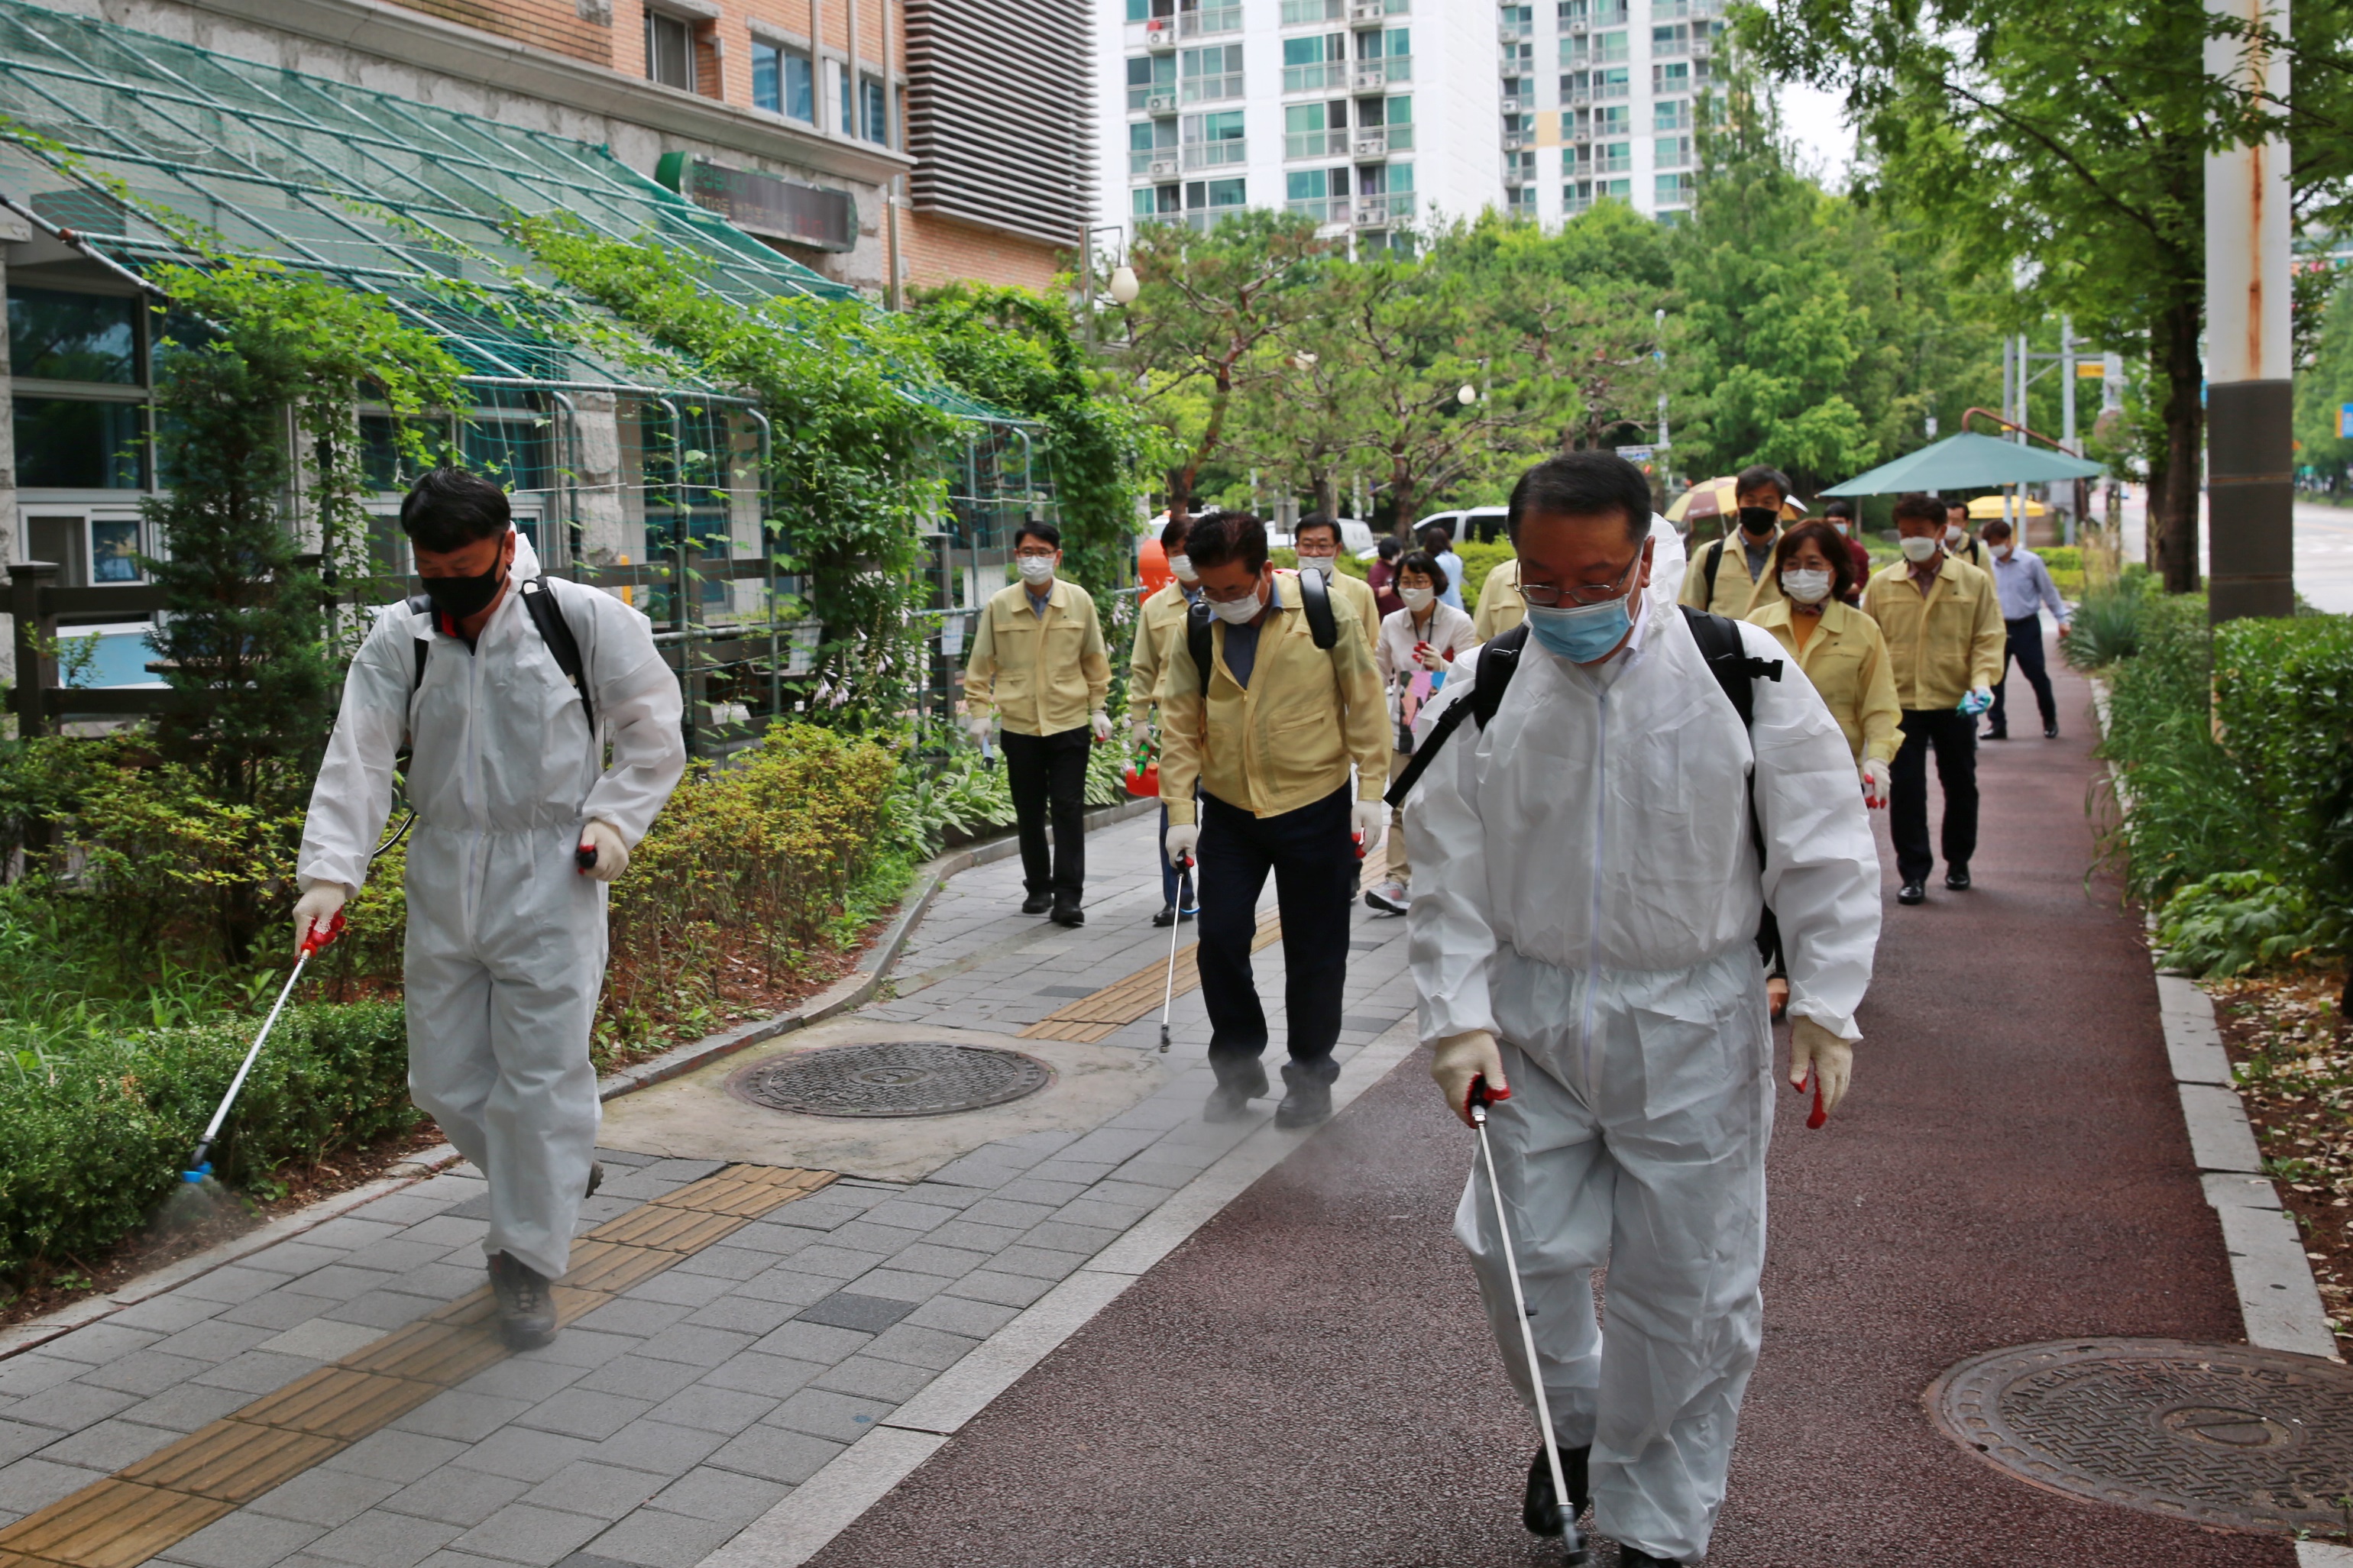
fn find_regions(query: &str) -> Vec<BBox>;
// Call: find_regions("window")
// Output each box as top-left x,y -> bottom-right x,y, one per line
1596,140 -> 1630,173
1652,22 -> 1688,55
861,75 -> 888,144
1594,104 -> 1629,134
1128,53 -> 1176,108
1599,176 -> 1630,199
752,40 -> 816,122
1656,171 -> 1694,205
1565,179 -> 1592,213
1502,38 -> 1532,68
1286,102 -> 1334,159
834,60 -> 853,133
13,398 -> 144,488
1500,5 -> 1533,37
1287,166 -> 1345,221
1131,119 -> 1178,173
1183,109 -> 1246,168
1184,176 -> 1245,231
1559,33 -> 1588,63
1180,0 -> 1241,34
1508,185 -> 1537,215
1280,0 -> 1340,21
645,10 -> 694,89
1282,34 -> 1342,92
1655,134 -> 1691,169
1557,0 -> 1586,21
1593,0 -> 1626,21
1362,26 -> 1410,82
1384,94 -> 1414,150
1134,183 -> 1182,218
1181,44 -> 1243,101
8,289 -> 140,383
1655,97 -> 1689,131
1595,66 -> 1628,98
1561,142 -> 1589,173
1594,28 -> 1627,61
1654,60 -> 1691,94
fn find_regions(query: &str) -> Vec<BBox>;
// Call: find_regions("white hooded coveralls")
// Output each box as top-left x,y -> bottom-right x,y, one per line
299,558 -> 685,1281
1404,598 -> 1877,1563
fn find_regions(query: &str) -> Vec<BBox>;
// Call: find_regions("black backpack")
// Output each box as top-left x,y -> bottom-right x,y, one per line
1384,605 -> 1786,968
1184,567 -> 1338,693
406,577 -> 595,732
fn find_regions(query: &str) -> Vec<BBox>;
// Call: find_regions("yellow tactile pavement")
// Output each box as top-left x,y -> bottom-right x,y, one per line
1018,912 -> 1282,1043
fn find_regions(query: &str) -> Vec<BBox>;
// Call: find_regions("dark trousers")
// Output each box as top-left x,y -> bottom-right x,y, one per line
1157,800 -> 1197,910
1891,707 -> 1979,885
1197,785 -> 1353,1084
1989,616 -> 2057,733
1002,726 -> 1089,900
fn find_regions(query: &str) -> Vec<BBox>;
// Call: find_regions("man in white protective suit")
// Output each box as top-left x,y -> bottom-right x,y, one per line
294,469 -> 686,1349
1403,451 -> 1879,1566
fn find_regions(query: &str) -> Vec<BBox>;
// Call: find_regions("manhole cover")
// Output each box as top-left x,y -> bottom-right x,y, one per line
1927,1338 -> 2353,1534
730,1042 -> 1051,1118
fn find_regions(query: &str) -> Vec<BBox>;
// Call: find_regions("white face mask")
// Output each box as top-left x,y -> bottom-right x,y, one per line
1995,543 -> 2016,560
1900,535 -> 1942,564
1294,552 -> 1335,578
1017,555 -> 1055,585
1781,567 -> 1834,605
1399,585 -> 1435,613
1944,524 -> 1965,546
1207,585 -> 1264,625
1167,553 -> 1195,583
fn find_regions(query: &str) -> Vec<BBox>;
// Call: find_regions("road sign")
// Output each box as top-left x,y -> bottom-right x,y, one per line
2340,403 -> 2353,439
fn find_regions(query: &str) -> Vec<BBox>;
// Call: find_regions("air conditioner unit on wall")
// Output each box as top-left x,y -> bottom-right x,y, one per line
1355,202 -> 1389,225
1352,132 -> 1387,155
1145,92 -> 1176,112
1149,156 -> 1179,176
1348,0 -> 1384,18
1499,94 -> 1522,112
1350,66 -> 1386,89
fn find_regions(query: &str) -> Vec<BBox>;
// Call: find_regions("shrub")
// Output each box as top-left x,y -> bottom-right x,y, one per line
2154,871 -> 2345,978
2064,576 -> 2148,669
0,1001 -> 414,1276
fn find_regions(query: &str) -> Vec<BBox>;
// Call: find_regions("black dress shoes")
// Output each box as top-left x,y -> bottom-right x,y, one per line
1021,892 -> 1054,915
1152,904 -> 1178,927
1050,897 -> 1085,928
1944,867 -> 1971,891
1897,881 -> 1926,905
1523,1444 -> 1591,1537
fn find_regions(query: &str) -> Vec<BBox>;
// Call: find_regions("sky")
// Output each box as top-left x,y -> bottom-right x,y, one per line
1777,80 -> 1856,187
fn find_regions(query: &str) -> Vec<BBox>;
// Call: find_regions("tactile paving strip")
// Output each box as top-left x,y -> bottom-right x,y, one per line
1019,911 -> 1282,1043
0,1163 -> 834,1568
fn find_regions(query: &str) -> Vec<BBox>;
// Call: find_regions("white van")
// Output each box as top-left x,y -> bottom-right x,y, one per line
1413,506 -> 1510,547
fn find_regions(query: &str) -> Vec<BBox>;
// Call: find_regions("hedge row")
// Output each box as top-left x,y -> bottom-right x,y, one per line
0,1001 -> 415,1275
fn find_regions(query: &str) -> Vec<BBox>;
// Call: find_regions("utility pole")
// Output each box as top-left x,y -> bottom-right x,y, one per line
2205,0 -> 2294,619
1654,307 -> 1669,452
2061,316 -> 2079,545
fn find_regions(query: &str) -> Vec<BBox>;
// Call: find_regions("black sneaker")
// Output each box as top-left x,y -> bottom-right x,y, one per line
1152,904 -> 1178,928
1897,881 -> 1926,906
1273,1062 -> 1334,1130
1021,892 -> 1054,915
487,1252 -> 556,1350
1523,1444 -> 1591,1537
1945,867 -> 1971,891
1983,728 -> 2008,741
1203,1059 -> 1267,1123
1050,897 -> 1086,928
2044,723 -> 2060,739
585,1162 -> 604,1198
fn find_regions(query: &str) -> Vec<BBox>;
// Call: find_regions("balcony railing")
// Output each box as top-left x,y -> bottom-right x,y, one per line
1130,148 -> 1180,176
1285,128 -> 1336,158
1184,138 -> 1247,169
1131,86 -> 1177,111
1180,5 -> 1241,35
1595,75 -> 1628,98
1183,72 -> 1244,101
1282,62 -> 1342,92
1349,56 -> 1410,88
1285,196 -> 1336,222
1594,149 -> 1630,173
1502,131 -> 1530,150
1499,20 -> 1532,40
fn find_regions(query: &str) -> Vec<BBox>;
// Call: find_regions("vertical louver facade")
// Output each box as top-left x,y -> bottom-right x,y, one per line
905,0 -> 1092,247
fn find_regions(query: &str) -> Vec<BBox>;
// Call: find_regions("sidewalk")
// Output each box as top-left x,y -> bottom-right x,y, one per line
0,813 -> 1418,1568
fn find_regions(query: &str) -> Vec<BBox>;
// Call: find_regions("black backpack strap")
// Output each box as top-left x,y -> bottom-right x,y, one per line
1701,535 -> 1723,607
1678,605 -> 1785,969
1382,625 -> 1527,808
518,577 -> 595,733
405,593 -> 432,696
1296,567 -> 1337,650
1188,599 -> 1215,696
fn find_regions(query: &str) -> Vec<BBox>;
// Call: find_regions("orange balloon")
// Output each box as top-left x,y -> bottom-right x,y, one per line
1138,537 -> 1171,596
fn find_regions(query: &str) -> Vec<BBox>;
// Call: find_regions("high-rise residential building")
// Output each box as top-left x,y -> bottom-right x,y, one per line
1091,0 -> 1721,245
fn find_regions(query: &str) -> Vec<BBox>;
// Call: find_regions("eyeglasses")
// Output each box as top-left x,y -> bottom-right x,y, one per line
1520,552 -> 1640,608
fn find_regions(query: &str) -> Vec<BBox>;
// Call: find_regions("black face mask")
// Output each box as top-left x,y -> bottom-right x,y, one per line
422,557 -> 506,622
1736,506 -> 1779,538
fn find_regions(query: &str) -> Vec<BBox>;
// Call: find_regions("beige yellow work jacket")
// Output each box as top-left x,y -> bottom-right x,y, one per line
963,577 -> 1110,736
1680,530 -> 1786,619
1859,555 -> 2006,712
1746,597 -> 1902,764
1473,558 -> 1525,639
1128,580 -> 1193,720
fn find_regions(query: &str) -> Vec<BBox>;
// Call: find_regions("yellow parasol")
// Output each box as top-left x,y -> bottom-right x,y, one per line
1665,477 -> 1808,527
1966,495 -> 2049,519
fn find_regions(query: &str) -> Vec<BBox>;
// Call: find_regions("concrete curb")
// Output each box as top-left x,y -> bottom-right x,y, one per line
700,1017 -> 1426,1568
2087,679 -> 2340,1372
0,797 -> 1160,1367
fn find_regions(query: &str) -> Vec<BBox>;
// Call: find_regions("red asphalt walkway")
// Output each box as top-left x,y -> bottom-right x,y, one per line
808,646 -> 2287,1567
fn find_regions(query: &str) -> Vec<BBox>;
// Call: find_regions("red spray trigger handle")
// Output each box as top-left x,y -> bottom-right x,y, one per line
301,909 -> 346,957
1795,1069 -> 1827,1130
576,842 -> 600,872
1467,1072 -> 1510,1122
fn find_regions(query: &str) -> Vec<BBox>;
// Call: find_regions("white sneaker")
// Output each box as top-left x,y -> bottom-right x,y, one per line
1364,880 -> 1409,916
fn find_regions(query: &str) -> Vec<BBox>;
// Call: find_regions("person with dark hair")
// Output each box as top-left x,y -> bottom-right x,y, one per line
1944,498 -> 1988,570
1679,465 -> 1791,618
1410,449 -> 1878,1568
965,520 -> 1112,928
1818,498 -> 1874,601
1417,522 -> 1468,612
1292,513 -> 1380,654
1861,491 -> 2005,905
1979,516 -> 2070,740
1367,534 -> 1406,619
1131,516 -> 1202,926
295,467 -> 686,1350
1746,521 -> 1898,796
1366,550 -> 1474,915
1158,509 -> 1387,1130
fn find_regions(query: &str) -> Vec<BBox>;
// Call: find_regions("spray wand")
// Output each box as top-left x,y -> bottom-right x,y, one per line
182,910 -> 346,1184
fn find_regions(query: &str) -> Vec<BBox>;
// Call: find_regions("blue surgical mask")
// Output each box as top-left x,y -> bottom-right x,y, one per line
1523,596 -> 1632,663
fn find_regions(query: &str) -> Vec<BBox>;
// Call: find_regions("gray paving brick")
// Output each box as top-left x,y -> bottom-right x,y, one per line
197,1351 -> 334,1395
390,1389 -> 535,1444
612,1272 -> 734,1311
703,1421 -> 846,1488
303,1217 -> 409,1251
986,1245 -> 1092,1282
810,1353 -> 934,1402
222,1292 -> 341,1332
0,1421 -> 49,1466
1050,1197 -> 1158,1233
776,1244 -> 892,1282
901,1294 -> 1022,1339
305,1508 -> 463,1568
514,1389 -> 652,1442
707,1225 -> 819,1260
863,1322 -> 981,1372
960,1197 -> 1059,1230
840,1268 -> 956,1304
574,1355 -> 704,1404
586,1418 -> 727,1479
322,1292 -> 443,1332
116,1380 -> 267,1434
647,1466 -> 785,1528
154,1319 -> 283,1364
903,1183 -> 985,1211
1021,1159 -> 1121,1186
579,1508 -> 737,1568
343,1239 -> 460,1276
380,1466 -> 532,1528
665,1246 -> 772,1284
458,1427 -> 602,1485
506,1330 -> 636,1373
40,1323 -> 163,1365
248,1467 -> 407,1528
37,1415 -> 183,1470
449,1357 -> 587,1406
516,1461 -> 663,1523
396,1265 -> 487,1303
7,1379 -> 140,1432
1085,1177 -> 1180,1209
748,1320 -> 869,1364
322,1431 -> 472,1484
566,1298 -> 691,1340
675,1295 -> 798,1338
725,1268 -> 833,1308
0,1356 -> 83,1402
917,1218 -> 1028,1254
882,1241 -> 995,1279
1021,1220 -> 1123,1256
820,1219 -> 934,1256
164,1506 -> 326,1568
640,1385 -> 775,1437
278,1266 -> 403,1305
0,1455 -> 103,1514
946,1269 -> 1057,1309
628,1324 -> 755,1369
237,1243 -> 351,1279
793,1292 -> 916,1334
757,1386 -> 891,1444
109,1295 -> 230,1334
393,1217 -> 489,1249
694,1353 -> 825,1402
857,1199 -> 965,1233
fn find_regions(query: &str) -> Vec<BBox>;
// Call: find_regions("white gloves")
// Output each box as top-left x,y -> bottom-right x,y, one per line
1860,758 -> 1891,809
1090,709 -> 1112,742
1130,716 -> 1152,747
1431,1029 -> 1506,1127
1164,822 -> 1200,868
964,710 -> 992,743
291,879 -> 347,958
1350,798 -> 1386,849
1957,687 -> 1993,716
1789,1016 -> 1853,1118
578,819 -> 630,882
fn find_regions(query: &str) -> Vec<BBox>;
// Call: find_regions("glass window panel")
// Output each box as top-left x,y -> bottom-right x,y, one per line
8,287 -> 139,384
753,40 -> 779,111
862,76 -> 888,143
89,517 -> 142,582
15,397 -> 145,488
1287,170 -> 1328,201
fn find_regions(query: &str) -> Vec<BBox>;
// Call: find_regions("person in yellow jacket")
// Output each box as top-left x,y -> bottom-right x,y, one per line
1472,556 -> 1524,639
1746,521 -> 1901,791
1860,492 -> 2006,907
1678,464 -> 1792,619
1129,516 -> 1202,927
1290,514 -> 1380,656
1159,509 -> 1387,1131
964,520 -> 1112,927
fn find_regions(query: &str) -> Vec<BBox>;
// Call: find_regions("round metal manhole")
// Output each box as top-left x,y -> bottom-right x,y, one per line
1927,1338 -> 2353,1534
729,1042 -> 1052,1119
